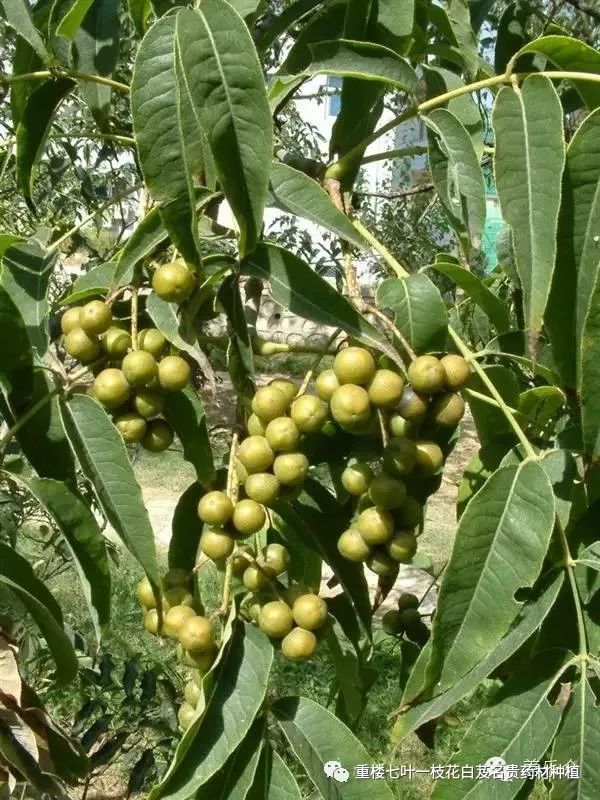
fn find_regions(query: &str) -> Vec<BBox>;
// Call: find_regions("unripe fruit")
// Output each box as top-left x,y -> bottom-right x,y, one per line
415,441 -> 444,476
268,379 -> 297,406
330,384 -> 371,428
144,609 -> 159,635
386,531 -> 417,562
162,568 -> 190,589
158,355 -> 191,391
367,369 -> 405,408
341,462 -> 373,495
356,508 -> 394,545
315,369 -> 340,401
247,414 -> 266,436
61,307 -> 82,335
163,605 -> 196,639
397,592 -> 419,611
184,680 -> 201,707
395,496 -> 423,528
232,499 -> 266,536
237,436 -> 274,473
245,473 -> 280,505
180,646 -> 215,673
397,387 -> 429,420
368,474 -> 407,510
232,546 -> 254,577
265,417 -> 300,452
178,615 -> 214,653
122,350 -> 158,387
407,355 -> 446,394
440,354 -> 471,390
65,328 -> 101,363
243,565 -> 267,591
93,368 -> 130,408
163,587 -> 194,610
197,491 -> 233,525
281,627 -> 317,661
337,528 -> 372,562
251,386 -> 289,422
200,527 -> 235,560
142,419 -> 174,453
382,609 -> 403,635
136,576 -> 155,609
178,702 -> 196,731
367,550 -> 399,577
152,261 -> 195,303
292,594 -> 328,630
102,327 -> 132,358
115,412 -> 147,443
383,437 -> 418,476
273,453 -> 309,486
284,583 -> 315,607
258,601 -> 294,639
133,389 -> 164,419
407,620 -> 430,645
259,543 -> 290,576
333,347 -> 376,386
429,392 -> 465,427
138,328 -> 166,358
389,415 -> 414,438
79,300 -> 112,335
290,395 -> 328,433
399,608 -> 421,628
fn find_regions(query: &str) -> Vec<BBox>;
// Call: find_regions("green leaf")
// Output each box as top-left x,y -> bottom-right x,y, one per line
195,718 -> 264,800
215,274 -> 255,405
168,482 -> 203,572
268,162 -> 368,251
444,0 -> 480,77
466,365 -> 521,446
422,66 -> 484,159
226,0 -> 261,18
493,75 -> 565,344
8,472 -> 111,637
150,621 -> 273,800
175,3 -> 273,257
578,542 -> 600,572
430,650 -> 566,799
518,387 -> 565,430
272,695 -> 395,799
0,285 -> 32,383
113,208 -> 168,286
0,0 -> 49,60
425,108 -> 486,256
392,570 -> 564,742
425,460 -> 556,693
51,0 -> 94,38
372,0 -> 414,54
9,35 -> 44,128
126,0 -> 151,36
1,240 -> 53,356
515,35 -> 600,111
269,515 -> 321,591
267,751 -> 302,800
428,262 -> 510,333
243,243 -> 390,354
163,386 -> 215,486
145,291 -> 212,376
73,0 -> 120,129
59,394 -> 160,585
60,261 -> 118,304
0,543 -> 77,683
16,78 -> 75,208
494,1 -> 534,74
376,274 -> 448,354
456,438 -> 516,518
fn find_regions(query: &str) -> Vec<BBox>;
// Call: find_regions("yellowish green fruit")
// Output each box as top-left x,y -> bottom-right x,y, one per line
136,576 -> 155,609
366,550 -> 399,577
356,507 -> 394,545
197,490 -> 233,525
429,392 -> 465,426
142,419 -> 174,453
407,355 -> 446,394
273,453 -> 309,486
386,531 -> 417,562
290,395 -> 328,433
330,384 -> 371,428
200,527 -> 235,560
440,354 -> 471,390
292,594 -> 328,630
397,387 -> 429,420
163,605 -> 196,639
265,417 -> 300,452
259,543 -> 290,576
144,609 -> 159,635
368,474 -> 407,510
258,601 -> 294,639
337,528 -> 371,562
79,300 -> 112,335
115,412 -> 147,443
284,583 -> 315,607
133,389 -> 164,419
162,586 -> 194,611
251,385 -> 289,421
395,496 -> 423,528
178,615 -> 214,653
315,369 -> 340,401
158,355 -> 191,391
367,369 -> 405,408
383,437 -> 418,476
245,473 -> 280,505
232,499 -> 266,536
65,328 -> 101,363
122,350 -> 158,387
184,680 -> 202,707
268,379 -> 297,406
242,565 -> 267,592
93,368 -> 130,408
237,436 -> 274,473
415,441 -> 444,476
281,627 -> 317,661
102,327 -> 132,358
181,646 -> 215,673
178,702 -> 196,731
138,328 -> 166,358
61,307 -> 82,335
333,347 -> 376,386
389,415 -> 414,438
152,261 -> 196,303
247,413 -> 266,436
382,609 -> 403,635
162,568 -> 189,589
232,546 -> 254,577
341,462 -> 373,495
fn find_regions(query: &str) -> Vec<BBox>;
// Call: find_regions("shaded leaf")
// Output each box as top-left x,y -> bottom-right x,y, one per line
445,0 -> 480,77
0,0 -> 49,60
494,1 -> 534,74
376,274 -> 448,354
60,261 -> 117,304
422,66 -> 484,158
168,482 -> 202,572
163,386 -> 215,486
372,0 -> 414,54
146,291 -> 211,376
51,0 -> 94,38
428,262 -> 509,332
466,365 -> 521,446
216,274 -> 255,405
195,718 -> 264,800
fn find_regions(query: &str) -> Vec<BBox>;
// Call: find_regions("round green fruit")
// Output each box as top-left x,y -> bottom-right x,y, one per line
143,609 -> 159,635
415,441 -> 444,476
273,453 -> 309,486
152,261 -> 196,303
290,395 -> 328,433
367,369 -> 405,408
162,586 -> 194,610
397,387 -> 429,420
406,620 -> 430,645
115,412 -> 147,443
292,594 -> 328,631
315,369 -> 339,401
93,368 -> 130,408
251,386 -> 289,422
162,568 -> 189,589
407,355 -> 446,394
258,601 -> 294,639
197,490 -> 233,525
265,417 -> 300,452
60,307 -> 82,335
259,543 -> 290,576
158,355 -> 191,391
133,389 -> 164,419
386,531 -> 417,562
178,615 -> 214,653
102,327 -> 131,358
142,419 -> 174,453
429,392 -> 465,426
356,508 -> 394,545
65,328 -> 101,363
138,328 -> 166,358
284,583 -> 315,607
389,415 -> 414,438
244,473 -> 280,505
399,608 -> 421,628
237,436 -> 274,473
232,546 -> 254,577
242,565 -> 267,592
232,499 -> 266,536
188,648 -> 216,678
281,627 -> 317,661
268,379 -> 297,406
367,550 -> 399,577
136,576 -> 155,609
184,680 -> 201,707
200,528 -> 235,561
383,437 -> 418,476
122,350 -> 158,387
395,496 -> 423,528
341,462 -> 373,496
337,528 -> 371,562
382,609 -> 403,635
247,413 -> 266,436
178,702 -> 196,731
163,605 -> 196,639
79,300 -> 112,336
333,347 -> 376,386
330,384 -> 371,428
397,592 -> 419,611
368,474 -> 407,510
440,354 -> 471,390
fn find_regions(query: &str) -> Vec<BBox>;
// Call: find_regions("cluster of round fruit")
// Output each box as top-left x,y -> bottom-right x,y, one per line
135,570 -> 217,731
61,298 -> 192,452
381,592 -> 429,645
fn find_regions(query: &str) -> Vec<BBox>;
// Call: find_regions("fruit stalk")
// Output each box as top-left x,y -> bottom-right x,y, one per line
296,328 -> 341,397
217,430 -> 241,618
130,286 -> 139,351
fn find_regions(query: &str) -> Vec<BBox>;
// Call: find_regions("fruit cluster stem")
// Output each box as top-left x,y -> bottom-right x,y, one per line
130,286 -> 139,351
217,431 -> 241,618
297,328 -> 341,397
353,220 -> 409,279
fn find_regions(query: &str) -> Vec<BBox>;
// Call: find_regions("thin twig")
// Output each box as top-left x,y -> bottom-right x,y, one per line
355,184 -> 434,200
297,328 -> 342,397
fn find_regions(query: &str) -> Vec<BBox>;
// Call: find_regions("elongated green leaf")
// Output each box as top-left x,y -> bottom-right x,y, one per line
426,108 -> 486,256
269,514 -> 321,591
195,718 -> 264,800
373,0 -> 413,54
16,78 -> 75,207
494,1 -> 534,74
113,208 -> 168,286
445,0 -> 480,77
578,542 -> 600,572
242,243 -> 389,354
429,262 -> 509,332
255,0 -> 320,53
60,394 -> 159,584
422,66 -> 484,158
51,0 -> 94,38
73,0 -> 120,128
175,3 -> 272,257
10,35 -> 44,128
163,386 -> 214,486
0,0 -> 49,60
493,75 -> 565,343
151,621 -> 272,800
515,35 -> 600,111
425,460 -> 555,693
272,695 -> 395,799
430,650 -> 566,799
127,0 -> 151,36
268,162 -> 368,251
168,482 -> 202,572
518,387 -> 565,430
267,751 -> 302,800
376,274 -> 448,354
215,274 -> 255,405
60,261 -> 117,304
0,543 -> 77,683
8,473 -> 111,636
392,570 -> 564,742
0,285 -> 31,380
145,291 -> 212,376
